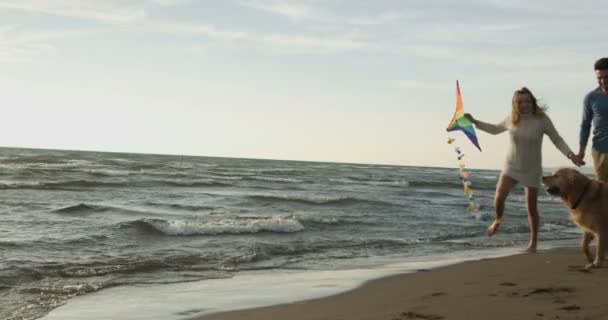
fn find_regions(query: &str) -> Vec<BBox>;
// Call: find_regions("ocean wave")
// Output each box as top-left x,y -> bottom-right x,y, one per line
1,160 -> 100,172
247,176 -> 304,183
162,162 -> 197,170
0,241 -> 22,248
51,203 -> 170,218
0,154 -> 67,165
59,261 -> 167,278
209,175 -> 243,181
144,201 -> 217,212
539,223 -> 569,232
354,238 -> 423,249
97,158 -> 171,171
408,179 -> 497,191
330,177 -> 408,187
208,167 -> 309,180
162,180 -> 231,187
442,238 -> 520,248
1,256 -> 230,320
233,237 -> 424,261
246,194 -> 389,206
0,178 -> 231,190
0,180 -> 126,190
86,169 -> 133,177
404,190 -> 464,199
129,216 -> 305,236
328,176 -> 497,191
22,282 -> 106,296
297,216 -> 340,225
52,203 -> 108,214
7,281 -> 110,320
207,169 -> 257,177
339,175 -> 396,183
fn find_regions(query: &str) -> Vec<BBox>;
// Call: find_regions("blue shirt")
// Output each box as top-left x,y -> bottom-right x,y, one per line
580,87 -> 608,152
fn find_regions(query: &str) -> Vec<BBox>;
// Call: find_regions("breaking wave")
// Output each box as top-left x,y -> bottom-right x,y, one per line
129,216 -> 305,236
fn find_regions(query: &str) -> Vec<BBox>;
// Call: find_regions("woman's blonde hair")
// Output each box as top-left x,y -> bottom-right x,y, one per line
511,87 -> 546,126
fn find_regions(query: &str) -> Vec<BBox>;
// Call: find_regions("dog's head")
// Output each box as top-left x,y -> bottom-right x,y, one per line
542,168 -> 590,198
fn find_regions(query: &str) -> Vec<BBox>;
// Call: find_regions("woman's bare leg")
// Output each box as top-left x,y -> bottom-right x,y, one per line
524,186 -> 539,252
488,175 -> 518,237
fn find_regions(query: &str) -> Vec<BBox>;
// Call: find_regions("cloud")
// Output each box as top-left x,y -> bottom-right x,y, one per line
413,22 -> 527,44
0,0 -> 146,24
239,0 -> 319,21
409,45 -> 455,59
151,0 -> 189,6
393,80 -> 442,89
153,21 -> 374,53
240,0 -> 406,27
260,33 -> 374,52
151,22 -> 250,41
477,0 -> 608,17
347,12 -> 404,26
401,42 -> 590,69
0,25 -> 94,63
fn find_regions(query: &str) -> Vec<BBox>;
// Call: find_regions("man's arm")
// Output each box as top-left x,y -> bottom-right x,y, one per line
578,94 -> 593,161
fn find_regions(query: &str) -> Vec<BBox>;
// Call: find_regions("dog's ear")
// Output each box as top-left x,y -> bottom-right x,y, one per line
555,170 -> 566,184
570,170 -> 589,193
556,169 -> 575,195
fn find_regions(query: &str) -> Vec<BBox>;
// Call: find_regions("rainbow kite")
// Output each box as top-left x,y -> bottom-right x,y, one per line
446,81 -> 481,151
446,81 -> 483,214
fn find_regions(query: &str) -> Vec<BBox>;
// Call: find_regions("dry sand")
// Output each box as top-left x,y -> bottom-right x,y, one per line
196,247 -> 608,320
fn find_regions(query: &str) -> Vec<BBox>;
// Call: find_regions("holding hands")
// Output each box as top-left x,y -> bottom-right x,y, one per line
569,152 -> 585,167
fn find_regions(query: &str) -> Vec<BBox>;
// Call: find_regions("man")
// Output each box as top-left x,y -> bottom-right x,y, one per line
578,57 -> 608,182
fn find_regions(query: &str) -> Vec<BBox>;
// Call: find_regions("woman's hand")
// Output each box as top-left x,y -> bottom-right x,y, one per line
464,113 -> 477,125
568,152 -> 585,167
568,152 -> 586,167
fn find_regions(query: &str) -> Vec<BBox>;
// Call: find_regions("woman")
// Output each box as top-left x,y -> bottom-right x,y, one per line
465,87 -> 584,252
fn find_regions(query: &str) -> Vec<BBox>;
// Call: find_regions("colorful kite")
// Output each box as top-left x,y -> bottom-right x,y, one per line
446,81 -> 482,213
447,81 -> 481,152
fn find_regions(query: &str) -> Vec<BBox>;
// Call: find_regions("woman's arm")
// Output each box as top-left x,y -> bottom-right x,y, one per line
465,114 -> 509,135
543,114 -> 584,166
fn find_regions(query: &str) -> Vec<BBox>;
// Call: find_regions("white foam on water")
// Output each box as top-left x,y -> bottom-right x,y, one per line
142,215 -> 305,235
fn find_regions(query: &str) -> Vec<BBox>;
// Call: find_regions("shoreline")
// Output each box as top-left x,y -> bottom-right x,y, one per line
42,246 -> 539,320
196,246 -> 608,320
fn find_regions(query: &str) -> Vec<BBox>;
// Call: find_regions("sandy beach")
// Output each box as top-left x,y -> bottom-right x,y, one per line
197,247 -> 608,320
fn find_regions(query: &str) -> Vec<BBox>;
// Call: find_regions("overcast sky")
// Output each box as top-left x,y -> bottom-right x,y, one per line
0,0 -> 606,168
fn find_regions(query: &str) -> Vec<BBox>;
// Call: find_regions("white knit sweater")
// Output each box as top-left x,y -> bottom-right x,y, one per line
475,113 -> 572,188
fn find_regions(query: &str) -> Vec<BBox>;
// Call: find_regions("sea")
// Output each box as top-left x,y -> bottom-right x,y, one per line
0,147 -> 582,320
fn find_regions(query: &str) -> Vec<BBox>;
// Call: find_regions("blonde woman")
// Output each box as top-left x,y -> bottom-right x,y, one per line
465,87 -> 584,252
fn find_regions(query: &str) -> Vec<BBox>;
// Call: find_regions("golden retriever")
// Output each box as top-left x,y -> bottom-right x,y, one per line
542,168 -> 608,268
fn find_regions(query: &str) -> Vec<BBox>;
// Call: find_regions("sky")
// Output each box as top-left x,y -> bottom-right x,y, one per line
0,0 -> 606,169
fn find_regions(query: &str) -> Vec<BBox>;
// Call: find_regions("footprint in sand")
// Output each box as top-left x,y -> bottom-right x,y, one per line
499,282 -> 518,286
523,287 -> 575,297
568,265 -> 592,273
394,311 -> 445,320
559,304 -> 581,311
431,292 -> 446,297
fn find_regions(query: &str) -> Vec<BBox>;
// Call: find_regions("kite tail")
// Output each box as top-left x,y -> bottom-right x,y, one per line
447,135 -> 480,213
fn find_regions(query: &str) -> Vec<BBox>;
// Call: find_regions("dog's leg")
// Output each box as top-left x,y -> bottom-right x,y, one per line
587,231 -> 605,269
582,232 -> 594,263
597,229 -> 606,267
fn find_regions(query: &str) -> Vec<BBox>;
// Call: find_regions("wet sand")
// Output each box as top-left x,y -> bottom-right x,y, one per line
196,247 -> 608,320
